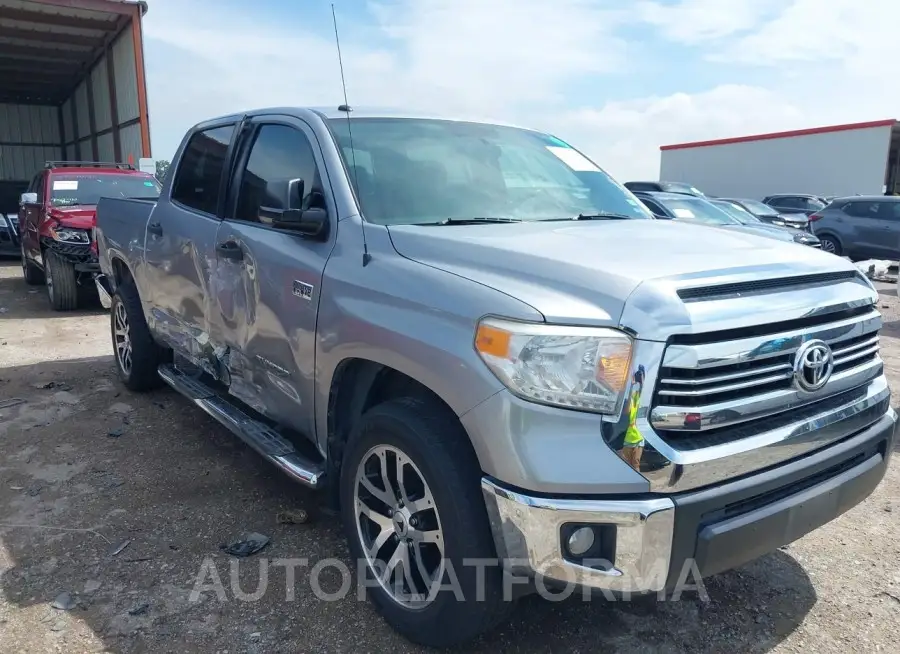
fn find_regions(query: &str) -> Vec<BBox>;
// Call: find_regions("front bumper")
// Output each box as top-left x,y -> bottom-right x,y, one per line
40,236 -> 100,273
482,407 -> 896,593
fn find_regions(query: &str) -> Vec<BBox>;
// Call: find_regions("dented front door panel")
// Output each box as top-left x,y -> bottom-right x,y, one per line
211,221 -> 331,437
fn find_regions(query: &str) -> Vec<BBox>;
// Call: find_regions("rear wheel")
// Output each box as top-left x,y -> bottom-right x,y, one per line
340,397 -> 512,647
44,250 -> 79,311
818,235 -> 841,255
21,242 -> 43,285
110,281 -> 166,391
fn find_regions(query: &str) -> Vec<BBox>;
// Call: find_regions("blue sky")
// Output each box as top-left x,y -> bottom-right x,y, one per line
142,0 -> 895,180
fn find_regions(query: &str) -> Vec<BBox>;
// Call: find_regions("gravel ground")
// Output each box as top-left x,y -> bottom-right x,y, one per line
0,261 -> 898,653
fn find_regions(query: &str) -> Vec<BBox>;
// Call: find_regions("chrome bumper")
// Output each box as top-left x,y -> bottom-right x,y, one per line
481,478 -> 674,592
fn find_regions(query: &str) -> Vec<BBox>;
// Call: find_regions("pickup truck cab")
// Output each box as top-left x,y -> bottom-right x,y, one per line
95,107 -> 896,647
19,161 -> 161,310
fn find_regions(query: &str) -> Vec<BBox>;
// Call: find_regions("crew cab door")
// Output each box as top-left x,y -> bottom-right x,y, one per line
212,117 -> 336,435
143,123 -> 239,372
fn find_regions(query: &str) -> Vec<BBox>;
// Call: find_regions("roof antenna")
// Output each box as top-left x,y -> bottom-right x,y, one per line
332,3 -> 370,266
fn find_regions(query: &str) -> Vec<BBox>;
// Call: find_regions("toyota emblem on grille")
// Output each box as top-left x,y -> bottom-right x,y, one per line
793,339 -> 834,392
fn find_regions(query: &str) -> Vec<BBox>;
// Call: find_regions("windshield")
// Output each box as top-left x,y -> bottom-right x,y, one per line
713,200 -> 761,224
737,199 -> 779,216
657,197 -> 740,225
49,174 -> 161,207
327,118 -> 652,224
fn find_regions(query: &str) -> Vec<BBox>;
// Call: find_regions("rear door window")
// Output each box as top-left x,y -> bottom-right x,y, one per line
171,124 -> 236,215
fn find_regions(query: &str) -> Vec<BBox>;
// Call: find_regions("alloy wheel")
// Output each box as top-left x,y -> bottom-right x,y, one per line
113,301 -> 132,375
820,239 -> 836,253
354,444 -> 445,609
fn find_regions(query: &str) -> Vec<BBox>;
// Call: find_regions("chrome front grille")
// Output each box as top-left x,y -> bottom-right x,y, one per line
650,305 -> 883,442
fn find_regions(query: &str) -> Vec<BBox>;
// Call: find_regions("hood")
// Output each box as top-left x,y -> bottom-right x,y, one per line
387,219 -> 850,326
719,222 -> 794,242
47,205 -> 96,230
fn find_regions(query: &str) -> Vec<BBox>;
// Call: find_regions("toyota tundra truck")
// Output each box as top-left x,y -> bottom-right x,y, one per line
94,107 -> 896,647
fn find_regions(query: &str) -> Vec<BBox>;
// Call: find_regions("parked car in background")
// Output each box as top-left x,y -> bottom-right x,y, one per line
624,180 -> 705,196
0,214 -> 18,255
763,194 -> 827,216
709,199 -> 822,248
718,197 -> 811,231
19,161 -> 162,311
635,192 -> 821,247
808,195 -> 900,258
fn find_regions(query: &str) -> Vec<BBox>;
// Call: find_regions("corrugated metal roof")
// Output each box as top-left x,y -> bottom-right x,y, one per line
0,0 -> 145,104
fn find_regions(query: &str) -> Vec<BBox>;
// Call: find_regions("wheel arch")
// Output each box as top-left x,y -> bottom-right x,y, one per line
323,357 -> 479,509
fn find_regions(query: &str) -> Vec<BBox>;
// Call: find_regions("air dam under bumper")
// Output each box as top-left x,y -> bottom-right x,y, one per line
482,408 -> 896,593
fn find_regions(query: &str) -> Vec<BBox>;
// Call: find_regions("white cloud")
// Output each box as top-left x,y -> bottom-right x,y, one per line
635,0 -> 782,44
141,0 -> 899,182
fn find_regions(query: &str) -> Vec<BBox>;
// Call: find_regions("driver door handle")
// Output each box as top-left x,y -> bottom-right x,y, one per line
216,240 -> 244,261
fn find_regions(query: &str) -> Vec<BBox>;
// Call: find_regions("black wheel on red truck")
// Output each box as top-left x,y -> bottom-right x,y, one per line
21,242 -> 44,285
110,280 -> 166,391
44,250 -> 79,311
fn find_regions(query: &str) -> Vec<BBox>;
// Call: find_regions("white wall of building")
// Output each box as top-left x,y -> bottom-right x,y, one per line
660,124 -> 894,199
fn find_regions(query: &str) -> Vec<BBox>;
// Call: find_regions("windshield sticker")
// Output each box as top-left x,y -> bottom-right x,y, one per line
144,181 -> 155,187
673,208 -> 695,219
53,180 -> 78,191
545,146 -> 601,172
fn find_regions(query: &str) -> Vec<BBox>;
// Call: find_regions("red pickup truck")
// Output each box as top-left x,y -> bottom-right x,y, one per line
19,162 -> 161,311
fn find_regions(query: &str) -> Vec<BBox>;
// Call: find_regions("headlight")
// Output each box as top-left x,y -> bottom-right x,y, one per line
474,317 -> 634,414
50,226 -> 90,243
771,220 -> 786,226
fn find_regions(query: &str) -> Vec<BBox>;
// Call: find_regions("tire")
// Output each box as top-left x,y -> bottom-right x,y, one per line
340,397 -> 513,647
44,250 -> 79,311
21,242 -> 43,285
818,235 -> 841,255
110,281 -> 165,391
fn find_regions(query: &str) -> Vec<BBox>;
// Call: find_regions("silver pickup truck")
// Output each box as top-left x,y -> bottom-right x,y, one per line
94,107 -> 896,647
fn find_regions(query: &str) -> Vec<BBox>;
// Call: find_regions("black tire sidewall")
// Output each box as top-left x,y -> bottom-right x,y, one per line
339,399 -> 507,645
45,250 -> 78,310
820,235 -> 840,255
110,282 -> 163,391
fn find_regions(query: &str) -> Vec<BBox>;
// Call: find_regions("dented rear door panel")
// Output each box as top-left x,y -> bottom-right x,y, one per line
143,207 -> 223,373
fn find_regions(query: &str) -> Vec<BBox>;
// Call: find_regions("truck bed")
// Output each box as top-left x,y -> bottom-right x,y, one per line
95,196 -> 156,253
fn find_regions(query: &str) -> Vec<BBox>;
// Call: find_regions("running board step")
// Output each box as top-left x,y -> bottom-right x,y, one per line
158,364 -> 326,489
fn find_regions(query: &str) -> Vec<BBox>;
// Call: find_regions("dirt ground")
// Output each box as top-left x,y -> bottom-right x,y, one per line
0,259 -> 898,654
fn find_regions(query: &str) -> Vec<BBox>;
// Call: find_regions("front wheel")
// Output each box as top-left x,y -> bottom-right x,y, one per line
44,250 -> 78,310
340,397 -> 512,647
110,281 -> 165,391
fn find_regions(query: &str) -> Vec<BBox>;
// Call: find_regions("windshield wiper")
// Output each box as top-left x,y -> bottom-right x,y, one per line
542,212 -> 634,222
573,212 -> 633,220
425,217 -> 522,226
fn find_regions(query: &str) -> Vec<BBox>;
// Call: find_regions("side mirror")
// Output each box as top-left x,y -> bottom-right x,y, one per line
271,206 -> 329,238
20,192 -> 38,204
